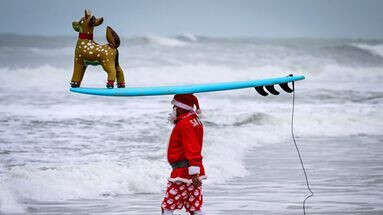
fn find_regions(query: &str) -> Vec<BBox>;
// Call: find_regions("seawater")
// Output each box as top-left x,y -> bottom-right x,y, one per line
0,34 -> 382,214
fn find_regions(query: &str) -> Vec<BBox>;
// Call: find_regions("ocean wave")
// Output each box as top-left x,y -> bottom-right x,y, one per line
301,88 -> 383,104
143,35 -> 188,47
204,113 -> 273,127
1,63 -> 382,93
319,43 -> 383,67
176,33 -> 199,42
28,47 -> 73,57
3,37 -> 383,69
351,43 -> 383,58
0,159 -> 168,215
233,113 -> 271,126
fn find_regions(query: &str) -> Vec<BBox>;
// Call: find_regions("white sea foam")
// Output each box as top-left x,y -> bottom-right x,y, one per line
2,160 -> 168,201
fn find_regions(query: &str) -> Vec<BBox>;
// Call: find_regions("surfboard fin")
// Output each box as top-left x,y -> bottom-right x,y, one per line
255,86 -> 268,96
265,85 -> 280,95
279,83 -> 294,93
256,82 -> 294,96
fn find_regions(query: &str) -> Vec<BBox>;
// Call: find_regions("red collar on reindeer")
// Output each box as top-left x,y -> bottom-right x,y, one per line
79,33 -> 94,40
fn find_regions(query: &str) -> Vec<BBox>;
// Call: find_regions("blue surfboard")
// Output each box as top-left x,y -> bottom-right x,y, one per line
69,75 -> 305,97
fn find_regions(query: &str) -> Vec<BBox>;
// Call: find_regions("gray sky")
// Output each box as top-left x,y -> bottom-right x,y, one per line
1,0 -> 383,38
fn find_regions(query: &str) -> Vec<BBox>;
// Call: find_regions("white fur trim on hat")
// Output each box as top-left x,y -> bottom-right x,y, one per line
171,100 -> 194,111
188,166 -> 200,175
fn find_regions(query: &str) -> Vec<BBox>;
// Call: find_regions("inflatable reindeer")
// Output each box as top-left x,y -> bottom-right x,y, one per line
71,10 -> 125,88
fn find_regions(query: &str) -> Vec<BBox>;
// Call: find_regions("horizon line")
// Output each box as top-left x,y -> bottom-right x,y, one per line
0,32 -> 382,41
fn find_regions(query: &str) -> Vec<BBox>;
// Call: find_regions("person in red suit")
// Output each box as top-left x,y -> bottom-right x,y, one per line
161,94 -> 206,215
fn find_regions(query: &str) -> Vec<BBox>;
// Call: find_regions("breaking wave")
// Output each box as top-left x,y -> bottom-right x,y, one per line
176,33 -> 199,42
352,43 -> 383,58
143,35 -> 188,47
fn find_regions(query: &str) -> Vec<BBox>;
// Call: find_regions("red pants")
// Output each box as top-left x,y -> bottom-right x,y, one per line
161,181 -> 203,213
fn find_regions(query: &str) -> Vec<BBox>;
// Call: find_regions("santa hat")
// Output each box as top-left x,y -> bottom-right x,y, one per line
171,94 -> 201,114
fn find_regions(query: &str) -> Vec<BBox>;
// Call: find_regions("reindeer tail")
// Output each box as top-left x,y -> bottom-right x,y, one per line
106,26 -> 120,48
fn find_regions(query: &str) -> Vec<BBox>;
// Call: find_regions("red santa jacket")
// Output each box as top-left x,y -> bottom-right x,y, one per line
167,112 -> 206,183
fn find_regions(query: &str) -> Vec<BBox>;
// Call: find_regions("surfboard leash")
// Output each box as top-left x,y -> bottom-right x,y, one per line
290,80 -> 314,215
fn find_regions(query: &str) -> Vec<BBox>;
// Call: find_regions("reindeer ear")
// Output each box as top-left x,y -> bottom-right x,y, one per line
93,17 -> 104,26
89,16 -> 96,26
72,21 -> 81,32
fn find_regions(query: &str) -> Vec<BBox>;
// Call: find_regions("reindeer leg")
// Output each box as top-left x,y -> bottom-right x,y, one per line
116,65 -> 125,88
71,62 -> 86,87
114,49 -> 125,88
103,63 -> 116,88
